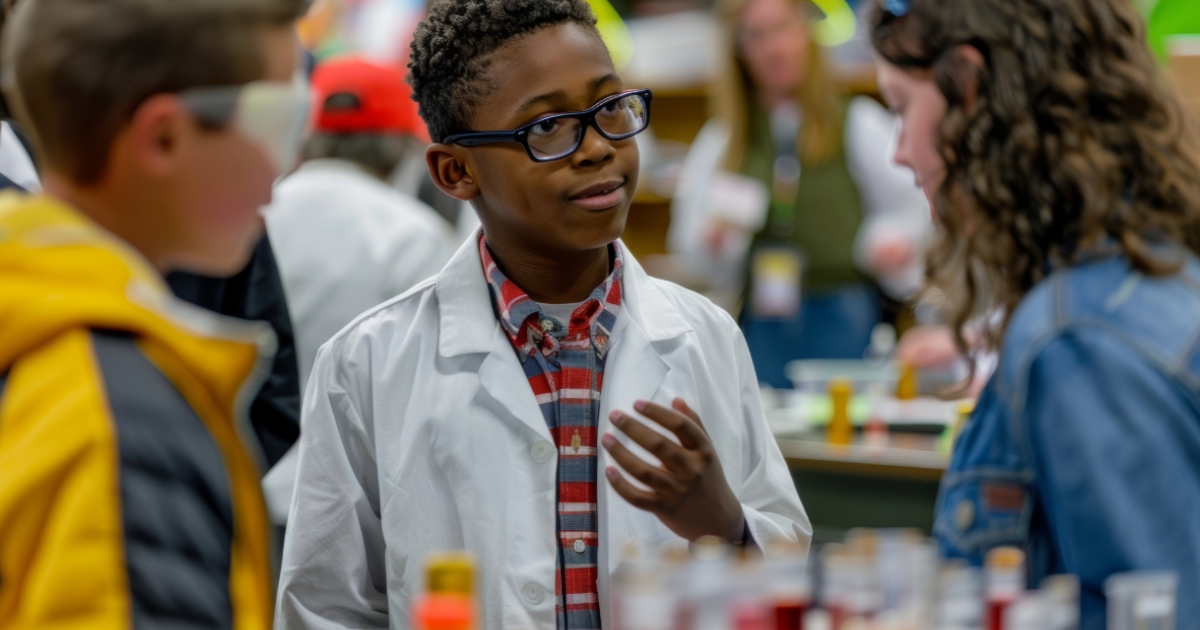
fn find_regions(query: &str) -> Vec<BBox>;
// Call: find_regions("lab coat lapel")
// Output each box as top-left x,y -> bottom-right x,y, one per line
596,245 -> 693,627
476,327 -> 554,442
435,230 -> 554,441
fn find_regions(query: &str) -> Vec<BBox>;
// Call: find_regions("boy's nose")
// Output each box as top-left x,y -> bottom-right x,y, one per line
571,124 -> 616,166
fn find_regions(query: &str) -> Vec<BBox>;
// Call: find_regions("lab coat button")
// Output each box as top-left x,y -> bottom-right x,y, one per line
531,440 -> 554,464
522,583 -> 545,605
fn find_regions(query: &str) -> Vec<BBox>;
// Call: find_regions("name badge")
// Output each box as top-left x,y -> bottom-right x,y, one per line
750,246 -> 804,319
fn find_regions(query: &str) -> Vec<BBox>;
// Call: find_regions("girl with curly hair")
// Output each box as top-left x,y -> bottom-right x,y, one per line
870,0 -> 1200,624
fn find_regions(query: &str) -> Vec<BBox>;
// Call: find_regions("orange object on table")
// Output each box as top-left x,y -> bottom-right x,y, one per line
896,364 -> 919,400
827,380 -> 854,446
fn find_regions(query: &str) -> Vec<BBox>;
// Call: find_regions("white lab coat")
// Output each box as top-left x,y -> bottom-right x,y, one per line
263,159 -> 457,391
276,234 -> 811,630
261,159 -> 457,525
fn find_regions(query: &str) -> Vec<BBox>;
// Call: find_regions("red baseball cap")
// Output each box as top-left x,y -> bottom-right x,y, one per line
310,56 -> 428,141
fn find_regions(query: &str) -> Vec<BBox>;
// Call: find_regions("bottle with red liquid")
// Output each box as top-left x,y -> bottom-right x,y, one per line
764,543 -> 811,630
985,547 -> 1026,630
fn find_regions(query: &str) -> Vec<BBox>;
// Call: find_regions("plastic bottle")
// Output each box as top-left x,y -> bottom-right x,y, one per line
985,548 -> 1026,630
729,552 -> 771,630
896,536 -> 940,627
1002,593 -> 1045,630
864,414 -> 888,452
612,541 -> 678,630
935,561 -> 983,630
413,552 -> 476,630
1039,575 -> 1079,630
895,364 -> 919,400
874,529 -> 934,616
867,323 -> 898,361
763,543 -> 811,630
1105,571 -> 1177,630
819,544 -> 852,629
827,380 -> 854,446
843,530 -> 882,620
688,536 -> 734,630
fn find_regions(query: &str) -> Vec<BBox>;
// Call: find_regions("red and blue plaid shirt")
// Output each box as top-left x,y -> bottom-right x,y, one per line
480,235 -> 622,630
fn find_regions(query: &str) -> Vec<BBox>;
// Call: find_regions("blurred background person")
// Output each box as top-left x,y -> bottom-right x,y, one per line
669,0 -> 930,388
0,0 -> 308,625
0,0 -> 38,195
260,56 -> 456,524
167,238 -> 302,470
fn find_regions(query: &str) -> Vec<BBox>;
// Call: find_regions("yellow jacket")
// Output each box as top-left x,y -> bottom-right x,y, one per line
0,194 -> 274,629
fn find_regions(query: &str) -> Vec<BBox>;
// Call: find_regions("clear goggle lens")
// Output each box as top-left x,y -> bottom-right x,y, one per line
180,71 -> 310,175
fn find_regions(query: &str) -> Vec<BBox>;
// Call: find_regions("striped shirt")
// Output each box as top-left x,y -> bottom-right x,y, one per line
479,235 -> 621,630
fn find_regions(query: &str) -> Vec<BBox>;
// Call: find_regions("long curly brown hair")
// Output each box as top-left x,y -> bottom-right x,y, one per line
869,0 -> 1200,354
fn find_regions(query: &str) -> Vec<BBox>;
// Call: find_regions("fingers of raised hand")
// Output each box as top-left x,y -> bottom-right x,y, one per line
670,398 -> 711,437
608,411 -> 691,472
601,432 -> 686,497
631,399 -> 709,449
604,465 -> 663,511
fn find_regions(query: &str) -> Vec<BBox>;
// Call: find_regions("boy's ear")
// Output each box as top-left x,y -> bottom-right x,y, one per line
426,144 -> 480,202
125,93 -> 190,177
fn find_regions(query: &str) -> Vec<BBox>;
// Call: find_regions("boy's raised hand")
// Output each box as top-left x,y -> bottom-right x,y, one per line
601,398 -> 746,543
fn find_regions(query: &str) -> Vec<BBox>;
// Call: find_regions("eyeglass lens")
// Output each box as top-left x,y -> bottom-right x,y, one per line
526,93 -> 648,159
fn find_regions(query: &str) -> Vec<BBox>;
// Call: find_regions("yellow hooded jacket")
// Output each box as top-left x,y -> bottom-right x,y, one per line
0,194 -> 274,630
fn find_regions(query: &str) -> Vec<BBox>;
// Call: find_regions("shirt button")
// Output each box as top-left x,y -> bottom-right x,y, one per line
573,539 -> 587,554
530,440 -> 554,464
522,583 -> 545,605
955,499 -> 976,532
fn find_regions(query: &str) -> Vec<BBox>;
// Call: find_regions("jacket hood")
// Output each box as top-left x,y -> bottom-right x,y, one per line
0,193 -> 274,412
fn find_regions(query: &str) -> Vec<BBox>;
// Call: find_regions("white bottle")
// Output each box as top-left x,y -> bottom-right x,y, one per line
1105,572 -> 1177,630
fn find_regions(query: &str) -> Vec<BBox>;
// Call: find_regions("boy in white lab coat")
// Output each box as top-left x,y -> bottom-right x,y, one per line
275,1 -> 811,628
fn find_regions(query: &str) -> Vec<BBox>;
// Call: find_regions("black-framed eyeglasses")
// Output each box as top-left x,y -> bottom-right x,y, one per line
444,89 -> 653,162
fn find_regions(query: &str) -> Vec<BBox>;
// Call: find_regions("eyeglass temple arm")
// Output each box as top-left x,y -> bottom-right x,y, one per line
444,131 -> 518,147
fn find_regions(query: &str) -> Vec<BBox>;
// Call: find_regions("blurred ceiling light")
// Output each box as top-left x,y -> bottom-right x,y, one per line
810,0 -> 856,48
588,0 -> 634,72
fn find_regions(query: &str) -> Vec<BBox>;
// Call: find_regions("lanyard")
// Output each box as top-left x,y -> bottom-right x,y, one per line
766,103 -> 802,238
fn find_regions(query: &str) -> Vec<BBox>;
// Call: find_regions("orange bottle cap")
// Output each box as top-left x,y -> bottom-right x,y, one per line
986,546 -> 1026,569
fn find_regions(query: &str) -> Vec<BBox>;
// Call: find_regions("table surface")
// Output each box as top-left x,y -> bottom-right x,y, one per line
776,432 -> 950,482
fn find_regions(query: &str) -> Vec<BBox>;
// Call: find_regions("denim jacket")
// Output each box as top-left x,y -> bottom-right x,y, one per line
934,253 -> 1200,629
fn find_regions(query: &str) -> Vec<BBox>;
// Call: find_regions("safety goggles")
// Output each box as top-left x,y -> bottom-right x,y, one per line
444,89 -> 653,163
178,71 -> 310,174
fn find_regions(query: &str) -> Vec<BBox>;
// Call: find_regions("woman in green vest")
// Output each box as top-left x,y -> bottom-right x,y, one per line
706,0 -> 928,386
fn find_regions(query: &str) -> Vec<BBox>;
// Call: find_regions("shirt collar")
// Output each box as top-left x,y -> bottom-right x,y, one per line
478,233 -> 623,362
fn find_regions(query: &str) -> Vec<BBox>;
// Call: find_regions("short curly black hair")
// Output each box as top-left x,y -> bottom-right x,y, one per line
408,0 -> 600,143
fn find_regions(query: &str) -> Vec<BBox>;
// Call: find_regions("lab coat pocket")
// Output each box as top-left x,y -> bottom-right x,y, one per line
933,469 -> 1034,561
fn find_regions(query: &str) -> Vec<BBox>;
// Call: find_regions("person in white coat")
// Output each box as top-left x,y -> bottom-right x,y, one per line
265,56 -> 456,391
261,57 -> 456,524
276,3 -> 810,629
